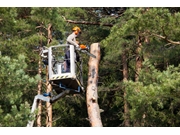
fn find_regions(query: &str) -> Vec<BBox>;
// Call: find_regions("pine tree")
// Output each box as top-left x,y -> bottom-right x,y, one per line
101,7 -> 180,126
0,54 -> 39,126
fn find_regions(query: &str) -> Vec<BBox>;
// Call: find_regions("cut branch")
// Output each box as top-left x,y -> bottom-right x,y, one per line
62,16 -> 113,27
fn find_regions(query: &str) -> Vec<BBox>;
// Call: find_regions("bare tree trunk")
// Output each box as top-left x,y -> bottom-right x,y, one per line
86,43 -> 103,127
122,49 -> 130,127
36,25 -> 43,127
46,66 -> 52,127
46,23 -> 52,127
134,35 -> 143,127
37,56 -> 42,127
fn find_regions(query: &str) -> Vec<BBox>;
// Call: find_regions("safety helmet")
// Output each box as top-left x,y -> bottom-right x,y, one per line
72,26 -> 81,32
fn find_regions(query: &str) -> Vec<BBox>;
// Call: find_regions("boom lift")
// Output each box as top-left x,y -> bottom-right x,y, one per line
27,44 -> 95,127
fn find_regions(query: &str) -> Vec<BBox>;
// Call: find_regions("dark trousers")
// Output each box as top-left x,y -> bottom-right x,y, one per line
65,49 -> 70,72
65,49 -> 80,73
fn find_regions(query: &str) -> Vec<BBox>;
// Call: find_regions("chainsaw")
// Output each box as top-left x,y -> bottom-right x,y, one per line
79,44 -> 96,58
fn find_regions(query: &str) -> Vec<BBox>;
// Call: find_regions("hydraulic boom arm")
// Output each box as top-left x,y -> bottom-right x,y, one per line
27,90 -> 70,127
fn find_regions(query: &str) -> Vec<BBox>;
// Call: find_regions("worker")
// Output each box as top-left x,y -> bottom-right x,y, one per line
65,26 -> 81,72
67,26 -> 81,48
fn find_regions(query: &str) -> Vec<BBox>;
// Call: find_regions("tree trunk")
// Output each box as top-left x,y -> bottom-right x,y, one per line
37,56 -> 42,127
36,25 -> 43,127
86,43 -> 103,127
46,23 -> 52,127
134,35 -> 143,127
122,49 -> 130,127
46,67 -> 52,127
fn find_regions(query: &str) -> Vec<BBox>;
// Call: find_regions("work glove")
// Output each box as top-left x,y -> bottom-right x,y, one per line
75,45 -> 79,48
75,45 -> 81,51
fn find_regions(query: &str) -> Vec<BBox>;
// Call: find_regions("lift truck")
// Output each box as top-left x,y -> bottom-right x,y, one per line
27,44 -> 95,127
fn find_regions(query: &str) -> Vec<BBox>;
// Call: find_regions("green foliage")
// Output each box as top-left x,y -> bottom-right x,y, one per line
98,90 -> 124,127
0,55 -> 39,126
0,102 -> 31,127
125,59 -> 180,126
51,95 -> 89,127
100,7 -> 180,126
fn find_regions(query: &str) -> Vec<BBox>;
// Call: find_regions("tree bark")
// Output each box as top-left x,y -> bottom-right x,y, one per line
46,23 -> 53,127
37,55 -> 42,127
46,67 -> 52,127
134,35 -> 143,127
36,24 -> 43,127
122,49 -> 130,127
86,43 -> 103,127
47,23 -> 52,44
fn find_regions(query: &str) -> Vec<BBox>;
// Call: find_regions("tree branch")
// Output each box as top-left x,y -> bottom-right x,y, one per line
62,16 -> 113,27
152,33 -> 180,45
35,25 -> 47,30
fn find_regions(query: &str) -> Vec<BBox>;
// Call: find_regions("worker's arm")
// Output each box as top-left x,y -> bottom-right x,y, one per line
67,34 -> 79,48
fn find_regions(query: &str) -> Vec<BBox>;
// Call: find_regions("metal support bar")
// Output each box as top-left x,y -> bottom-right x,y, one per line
27,95 -> 50,127
36,95 -> 50,102
27,91 -> 71,127
50,90 -> 70,104
59,83 -> 81,93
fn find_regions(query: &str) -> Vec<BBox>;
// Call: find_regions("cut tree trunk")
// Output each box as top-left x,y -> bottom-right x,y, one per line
86,43 -> 103,127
